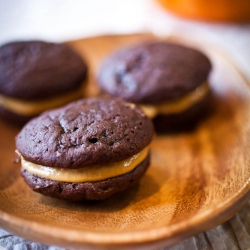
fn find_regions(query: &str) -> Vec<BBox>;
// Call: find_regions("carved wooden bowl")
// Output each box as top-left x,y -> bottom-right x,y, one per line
0,34 -> 249,249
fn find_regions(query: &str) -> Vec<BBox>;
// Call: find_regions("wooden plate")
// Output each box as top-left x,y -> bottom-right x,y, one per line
0,34 -> 250,250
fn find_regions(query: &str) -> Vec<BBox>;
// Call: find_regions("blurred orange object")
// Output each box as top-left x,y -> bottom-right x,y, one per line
157,0 -> 250,22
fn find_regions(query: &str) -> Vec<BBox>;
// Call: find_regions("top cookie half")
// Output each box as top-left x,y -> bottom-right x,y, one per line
0,41 -> 87,100
98,41 -> 212,104
16,97 -> 154,169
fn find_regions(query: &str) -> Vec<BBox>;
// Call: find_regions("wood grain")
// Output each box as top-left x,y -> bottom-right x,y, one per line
0,34 -> 250,250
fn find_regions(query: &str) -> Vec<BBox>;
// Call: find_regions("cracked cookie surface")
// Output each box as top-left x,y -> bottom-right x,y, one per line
98,41 -> 212,104
16,97 -> 154,168
0,41 -> 87,100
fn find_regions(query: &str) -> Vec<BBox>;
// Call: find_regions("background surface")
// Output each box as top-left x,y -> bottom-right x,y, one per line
1,0 -> 250,80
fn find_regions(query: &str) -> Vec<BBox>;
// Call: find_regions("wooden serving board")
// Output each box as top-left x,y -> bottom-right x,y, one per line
0,33 -> 250,250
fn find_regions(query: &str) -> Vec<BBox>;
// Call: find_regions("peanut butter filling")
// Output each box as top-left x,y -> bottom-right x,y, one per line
0,85 -> 85,116
20,147 -> 149,183
141,82 -> 210,118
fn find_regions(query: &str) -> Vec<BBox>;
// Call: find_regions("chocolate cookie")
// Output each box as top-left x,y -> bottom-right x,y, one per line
97,41 -> 212,131
16,97 -> 154,201
0,41 -> 88,124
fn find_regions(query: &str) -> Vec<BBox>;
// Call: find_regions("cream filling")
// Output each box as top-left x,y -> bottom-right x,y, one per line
20,147 -> 149,183
0,85 -> 84,116
141,82 -> 210,118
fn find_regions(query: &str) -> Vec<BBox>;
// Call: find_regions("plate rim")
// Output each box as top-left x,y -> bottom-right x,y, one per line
0,184 -> 250,248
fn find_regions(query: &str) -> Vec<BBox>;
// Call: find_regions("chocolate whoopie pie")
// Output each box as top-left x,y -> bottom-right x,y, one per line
16,97 -> 154,201
97,41 -> 212,131
0,41 -> 87,124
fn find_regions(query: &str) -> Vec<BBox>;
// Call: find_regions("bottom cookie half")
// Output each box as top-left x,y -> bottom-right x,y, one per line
21,154 -> 150,201
153,92 -> 213,133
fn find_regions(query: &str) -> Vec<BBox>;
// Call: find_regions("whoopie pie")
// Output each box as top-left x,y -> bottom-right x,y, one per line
97,41 -> 212,131
16,97 -> 154,201
0,40 -> 87,124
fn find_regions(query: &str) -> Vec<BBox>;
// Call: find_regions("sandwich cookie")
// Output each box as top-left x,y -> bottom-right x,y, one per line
0,41 -> 87,124
97,41 -> 212,131
16,97 -> 154,201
